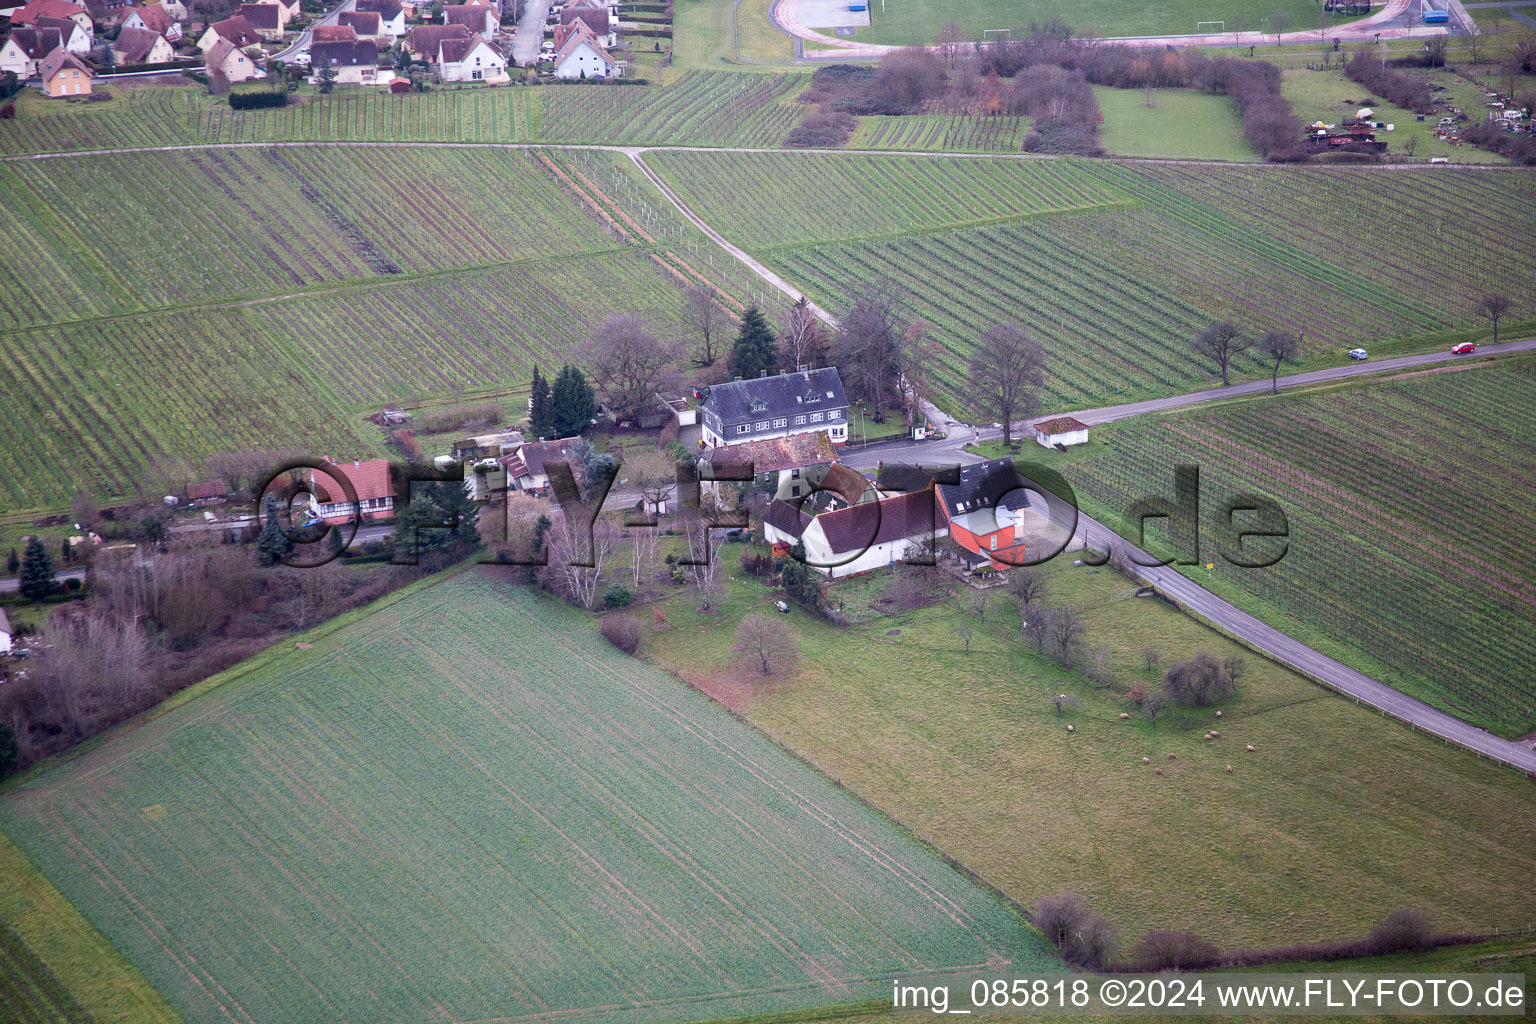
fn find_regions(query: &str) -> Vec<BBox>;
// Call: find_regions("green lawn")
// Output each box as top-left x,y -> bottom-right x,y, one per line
846,0 -> 1362,46
641,567 -> 1536,953
672,0 -> 800,68
0,570 -> 1059,1024
1094,86 -> 1257,162
1280,67 -> 1509,165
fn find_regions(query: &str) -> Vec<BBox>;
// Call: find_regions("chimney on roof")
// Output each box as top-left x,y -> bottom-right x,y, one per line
760,370 -> 767,378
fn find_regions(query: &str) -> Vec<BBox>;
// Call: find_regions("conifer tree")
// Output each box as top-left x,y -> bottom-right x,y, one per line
18,536 -> 56,602
729,305 -> 779,382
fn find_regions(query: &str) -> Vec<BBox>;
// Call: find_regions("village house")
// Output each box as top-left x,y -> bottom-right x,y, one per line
551,20 -> 616,79
34,15 -> 91,52
310,23 -> 358,42
701,431 -> 838,501
442,1 -> 495,40
10,0 -> 93,34
557,2 -> 613,47
237,2 -> 286,40
0,606 -> 11,656
1032,415 -> 1090,450
405,21 -> 470,57
934,458 -> 1051,570
764,484 -> 941,578
353,0 -> 405,38
500,438 -> 583,494
112,25 -> 174,63
121,3 -> 181,39
204,35 -> 259,79
0,27 -> 62,77
186,479 -> 230,507
337,9 -> 383,41
699,366 -> 849,449
197,14 -> 260,51
437,33 -> 506,82
38,46 -> 92,95
309,39 -> 390,85
307,459 -> 396,524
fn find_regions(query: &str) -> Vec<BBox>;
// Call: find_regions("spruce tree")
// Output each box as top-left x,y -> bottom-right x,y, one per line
729,305 -> 779,382
256,495 -> 296,568
6,547 -> 17,575
528,366 -> 555,440
551,364 -> 596,438
18,535 -> 56,602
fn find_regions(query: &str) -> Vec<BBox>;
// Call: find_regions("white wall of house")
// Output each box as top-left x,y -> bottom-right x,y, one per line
552,40 -> 612,78
1035,427 -> 1089,448
797,522 -> 934,579
701,419 -> 847,449
0,40 -> 37,77
439,40 -> 507,81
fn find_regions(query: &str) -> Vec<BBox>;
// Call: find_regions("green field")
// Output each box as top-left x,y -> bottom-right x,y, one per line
1061,357 -> 1536,735
847,114 -> 1033,153
843,0 -> 1359,46
1093,86 -> 1257,161
0,147 -> 743,514
647,152 -> 1536,412
642,566 -> 1536,952
0,570 -> 1058,1024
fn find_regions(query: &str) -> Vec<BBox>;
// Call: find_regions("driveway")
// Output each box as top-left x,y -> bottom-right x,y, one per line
511,0 -> 553,66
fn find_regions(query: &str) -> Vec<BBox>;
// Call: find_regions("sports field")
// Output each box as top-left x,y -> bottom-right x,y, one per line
0,571 -> 1057,1024
1061,357 -> 1536,736
843,0 -> 1354,46
646,152 -> 1536,412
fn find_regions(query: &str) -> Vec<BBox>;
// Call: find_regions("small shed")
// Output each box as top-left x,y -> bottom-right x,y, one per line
389,77 -> 411,93
1032,416 -> 1090,449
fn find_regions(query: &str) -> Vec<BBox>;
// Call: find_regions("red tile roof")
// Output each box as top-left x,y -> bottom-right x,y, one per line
209,14 -> 260,46
764,499 -> 812,539
6,27 -> 63,59
113,25 -> 166,62
704,432 -> 834,478
38,47 -> 91,81
311,23 -> 357,41
238,2 -> 280,28
815,485 -> 937,555
338,9 -> 380,33
187,479 -> 229,500
406,22 -> 470,53
310,459 -> 394,503
1033,416 -> 1089,436
132,4 -> 175,34
11,0 -> 87,25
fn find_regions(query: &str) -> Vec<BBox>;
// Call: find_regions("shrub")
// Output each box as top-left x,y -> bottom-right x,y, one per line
0,102 -> 15,120
1162,650 -> 1238,706
602,582 -> 631,609
1033,892 -> 1117,968
784,110 -> 856,148
1135,929 -> 1221,970
1368,909 -> 1434,953
740,551 -> 773,576
599,613 -> 643,654
1345,52 -> 1433,114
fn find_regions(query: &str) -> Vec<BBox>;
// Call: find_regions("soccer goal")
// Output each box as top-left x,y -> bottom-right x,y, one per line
1196,21 -> 1225,32
981,28 -> 1012,43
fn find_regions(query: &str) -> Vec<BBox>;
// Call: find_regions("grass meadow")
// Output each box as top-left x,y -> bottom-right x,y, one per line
640,565 -> 1536,953
1093,86 -> 1256,161
0,570 -> 1058,1024
1059,356 -> 1536,736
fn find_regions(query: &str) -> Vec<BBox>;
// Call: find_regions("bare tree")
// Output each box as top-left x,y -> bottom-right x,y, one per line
1191,320 -> 1252,387
1476,293 -> 1513,344
1141,646 -> 1162,674
680,285 -> 724,367
779,296 -> 828,371
938,20 -> 965,67
968,322 -> 1046,447
1085,644 -> 1113,688
1045,604 -> 1087,669
1266,7 -> 1289,43
582,313 -> 683,419
1006,565 -> 1048,614
1163,650 -> 1238,706
834,279 -> 907,422
1142,691 -> 1167,727
682,490 -> 735,611
872,46 -> 946,111
733,612 -> 799,675
1050,692 -> 1082,716
1257,329 -> 1301,393
542,514 -> 618,609
900,319 -> 943,429
1022,604 -> 1055,654
952,618 -> 974,654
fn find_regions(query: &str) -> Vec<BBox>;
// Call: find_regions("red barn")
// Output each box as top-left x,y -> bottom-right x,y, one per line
936,458 -> 1036,569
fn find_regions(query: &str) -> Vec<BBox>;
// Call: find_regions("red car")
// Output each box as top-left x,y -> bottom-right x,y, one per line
1451,342 -> 1477,355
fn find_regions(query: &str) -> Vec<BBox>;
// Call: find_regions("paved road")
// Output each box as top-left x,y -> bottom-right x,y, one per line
767,0 -> 1452,60
272,0 -> 356,64
1019,337 -> 1536,431
511,0 -> 553,67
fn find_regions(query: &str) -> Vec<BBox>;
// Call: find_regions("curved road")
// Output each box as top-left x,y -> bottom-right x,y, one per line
768,0 -> 1453,60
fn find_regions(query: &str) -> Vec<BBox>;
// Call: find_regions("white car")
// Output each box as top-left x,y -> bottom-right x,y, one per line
1348,348 -> 1369,360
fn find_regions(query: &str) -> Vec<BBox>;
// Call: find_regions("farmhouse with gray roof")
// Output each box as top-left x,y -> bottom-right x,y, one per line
699,367 -> 849,449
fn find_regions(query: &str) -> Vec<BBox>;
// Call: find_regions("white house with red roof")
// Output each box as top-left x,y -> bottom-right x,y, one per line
306,459 -> 396,524
10,0 -> 93,33
551,20 -> 616,78
1032,415 -> 1090,449
438,33 -> 505,81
